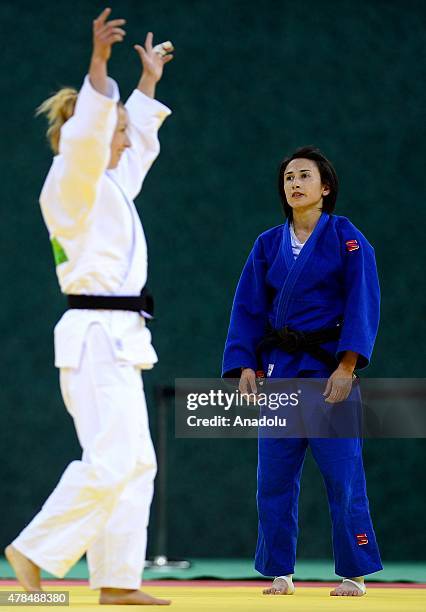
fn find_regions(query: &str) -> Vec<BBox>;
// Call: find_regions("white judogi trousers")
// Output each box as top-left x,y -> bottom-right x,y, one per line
12,323 -> 157,590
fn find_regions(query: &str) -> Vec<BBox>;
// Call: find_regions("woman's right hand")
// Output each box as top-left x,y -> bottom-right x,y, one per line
89,8 -> 126,95
92,7 -> 126,63
239,368 -> 258,402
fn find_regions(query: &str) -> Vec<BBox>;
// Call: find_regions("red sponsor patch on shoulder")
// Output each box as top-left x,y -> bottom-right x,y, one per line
346,239 -> 360,252
356,533 -> 369,545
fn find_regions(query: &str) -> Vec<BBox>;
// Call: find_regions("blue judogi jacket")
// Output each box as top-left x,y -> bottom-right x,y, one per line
222,213 -> 380,377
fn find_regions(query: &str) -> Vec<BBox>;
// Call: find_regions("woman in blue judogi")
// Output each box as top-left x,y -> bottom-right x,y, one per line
222,146 -> 382,597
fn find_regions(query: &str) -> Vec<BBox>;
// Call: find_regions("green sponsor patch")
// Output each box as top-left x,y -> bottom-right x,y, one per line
50,237 -> 69,266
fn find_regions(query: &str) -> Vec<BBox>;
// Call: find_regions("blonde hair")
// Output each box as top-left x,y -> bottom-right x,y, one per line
36,88 -> 78,154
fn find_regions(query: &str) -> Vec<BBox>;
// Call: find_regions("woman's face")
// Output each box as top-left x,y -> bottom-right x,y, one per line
108,106 -> 131,169
283,158 -> 330,211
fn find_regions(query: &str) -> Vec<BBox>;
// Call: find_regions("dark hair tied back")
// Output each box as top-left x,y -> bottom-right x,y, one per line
278,145 -> 339,219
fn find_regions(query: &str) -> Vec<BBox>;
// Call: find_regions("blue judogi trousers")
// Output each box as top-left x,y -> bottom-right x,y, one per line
255,372 -> 383,578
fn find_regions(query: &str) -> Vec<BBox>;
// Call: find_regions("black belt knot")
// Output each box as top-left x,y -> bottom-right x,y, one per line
256,322 -> 342,371
277,326 -> 306,353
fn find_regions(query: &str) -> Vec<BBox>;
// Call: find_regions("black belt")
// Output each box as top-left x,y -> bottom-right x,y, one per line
256,323 -> 341,371
67,288 -> 154,318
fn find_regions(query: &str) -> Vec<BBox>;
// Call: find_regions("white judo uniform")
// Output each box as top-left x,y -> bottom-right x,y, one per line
12,76 -> 171,589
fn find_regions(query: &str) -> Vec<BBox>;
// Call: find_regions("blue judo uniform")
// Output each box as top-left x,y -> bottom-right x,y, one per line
222,212 -> 383,578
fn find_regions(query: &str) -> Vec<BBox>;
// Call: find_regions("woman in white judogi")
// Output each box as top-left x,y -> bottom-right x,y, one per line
6,8 -> 173,606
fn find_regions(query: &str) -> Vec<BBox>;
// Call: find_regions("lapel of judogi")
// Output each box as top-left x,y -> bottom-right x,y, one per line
275,213 -> 329,328
105,171 -> 139,293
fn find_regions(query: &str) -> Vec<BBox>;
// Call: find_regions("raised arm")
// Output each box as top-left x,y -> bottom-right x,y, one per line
41,9 -> 126,235
134,32 -> 174,99
109,32 -> 173,201
89,7 -> 126,95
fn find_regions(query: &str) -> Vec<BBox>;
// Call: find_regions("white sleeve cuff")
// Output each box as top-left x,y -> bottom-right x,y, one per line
126,88 -> 172,121
82,74 -> 120,103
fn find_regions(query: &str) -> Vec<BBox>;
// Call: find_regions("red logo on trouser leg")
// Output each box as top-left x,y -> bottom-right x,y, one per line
356,533 -> 369,545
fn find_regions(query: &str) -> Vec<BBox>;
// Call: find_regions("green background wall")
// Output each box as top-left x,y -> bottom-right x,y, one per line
1,0 -> 425,563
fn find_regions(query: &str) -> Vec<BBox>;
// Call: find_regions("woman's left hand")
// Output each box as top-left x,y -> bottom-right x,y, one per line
323,366 -> 354,404
134,32 -> 174,84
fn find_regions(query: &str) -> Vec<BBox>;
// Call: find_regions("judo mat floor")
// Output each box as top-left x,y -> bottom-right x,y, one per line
2,557 -> 426,582
1,581 -> 426,611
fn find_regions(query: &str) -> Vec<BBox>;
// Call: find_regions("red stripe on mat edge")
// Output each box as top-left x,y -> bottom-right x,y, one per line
1,579 -> 426,589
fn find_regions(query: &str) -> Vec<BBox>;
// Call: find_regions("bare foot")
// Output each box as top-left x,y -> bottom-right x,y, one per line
330,578 -> 366,596
99,588 -> 171,605
4,545 -> 42,592
263,576 -> 295,595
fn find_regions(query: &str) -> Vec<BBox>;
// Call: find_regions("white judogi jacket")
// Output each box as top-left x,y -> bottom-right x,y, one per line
40,76 -> 171,369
